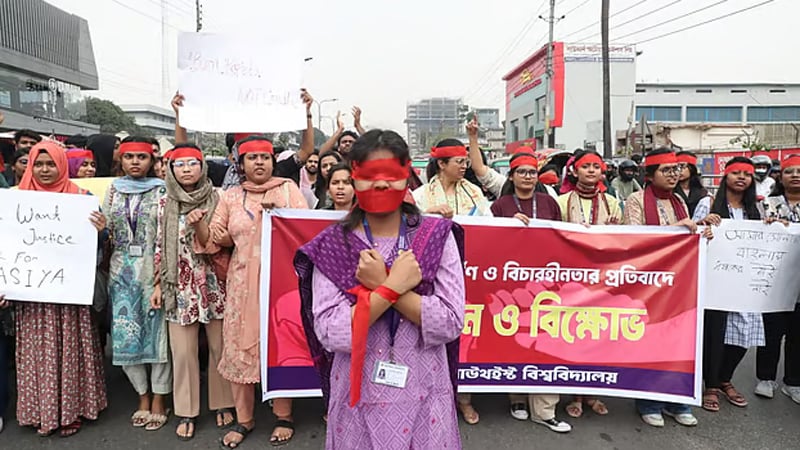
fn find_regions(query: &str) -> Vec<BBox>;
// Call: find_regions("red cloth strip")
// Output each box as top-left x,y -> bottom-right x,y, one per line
510,155 -> 538,170
373,285 -> 401,304
781,155 -> 800,170
574,153 -> 606,171
644,152 -> 677,167
351,158 -> 410,181
238,140 -> 274,155
66,150 -> 93,160
347,284 -> 372,407
170,147 -> 203,161
430,146 -> 467,159
724,162 -> 755,175
538,172 -> 559,185
119,142 -> 154,155
676,154 -> 697,165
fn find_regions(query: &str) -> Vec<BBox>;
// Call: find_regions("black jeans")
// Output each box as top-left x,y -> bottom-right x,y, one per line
703,310 -> 727,388
756,303 -> 800,386
0,333 -> 9,419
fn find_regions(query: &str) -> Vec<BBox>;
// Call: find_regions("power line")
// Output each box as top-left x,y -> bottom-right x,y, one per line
563,0 -> 594,17
559,0 -> 650,40
573,0 -> 687,42
632,0 -> 776,45
611,0 -> 728,42
110,0 -> 182,30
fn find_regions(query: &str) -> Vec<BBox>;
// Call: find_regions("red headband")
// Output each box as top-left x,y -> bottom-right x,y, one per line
238,140 -> 274,155
170,147 -> 203,161
725,162 -> 755,176
119,142 -> 154,155
66,150 -> 93,160
510,155 -> 538,170
644,152 -> 677,167
430,146 -> 467,159
574,153 -> 606,171
676,154 -> 697,165
538,172 -> 559,185
781,155 -> 800,170
351,158 -> 410,181
514,146 -> 535,155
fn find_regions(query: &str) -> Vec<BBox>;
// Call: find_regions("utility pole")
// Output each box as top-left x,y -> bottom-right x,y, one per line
541,0 -> 563,149
195,0 -> 203,32
161,0 -> 169,103
601,0 -> 612,158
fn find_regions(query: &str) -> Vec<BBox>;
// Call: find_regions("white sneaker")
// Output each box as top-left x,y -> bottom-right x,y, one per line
532,417 -> 572,433
510,403 -> 529,421
755,380 -> 779,398
662,409 -> 698,427
641,413 -> 664,427
781,385 -> 800,404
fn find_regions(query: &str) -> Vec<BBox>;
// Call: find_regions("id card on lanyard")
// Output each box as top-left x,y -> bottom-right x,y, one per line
126,195 -> 144,257
363,215 -> 411,388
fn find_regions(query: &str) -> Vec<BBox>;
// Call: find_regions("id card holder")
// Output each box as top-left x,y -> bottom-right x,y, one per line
371,360 -> 409,388
128,245 -> 143,257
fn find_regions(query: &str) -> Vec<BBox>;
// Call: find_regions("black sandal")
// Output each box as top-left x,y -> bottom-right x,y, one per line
219,422 -> 253,449
270,419 -> 295,447
215,408 -> 236,429
176,417 -> 196,442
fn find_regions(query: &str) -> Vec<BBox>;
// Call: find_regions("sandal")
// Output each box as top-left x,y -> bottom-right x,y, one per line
720,382 -> 748,407
220,422 -> 253,449
176,417 -> 196,441
215,408 -> 236,429
131,410 -> 151,428
145,408 -> 171,431
586,398 -> 609,416
270,419 -> 295,447
458,403 -> 480,425
60,420 -> 82,438
37,428 -> 56,437
565,401 -> 583,418
703,389 -> 720,412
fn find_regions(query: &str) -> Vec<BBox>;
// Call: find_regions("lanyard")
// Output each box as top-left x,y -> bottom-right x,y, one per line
124,195 -> 142,239
577,196 -> 594,224
242,191 -> 265,220
513,194 -> 537,219
362,215 -> 408,348
442,182 -> 478,216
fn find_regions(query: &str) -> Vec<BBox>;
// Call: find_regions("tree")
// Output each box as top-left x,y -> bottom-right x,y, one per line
80,97 -> 142,135
730,130 -> 769,153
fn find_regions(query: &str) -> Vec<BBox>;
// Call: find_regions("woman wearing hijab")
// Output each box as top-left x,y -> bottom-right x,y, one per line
413,139 -> 491,219
103,137 -> 171,431
14,141 -> 108,437
674,151 -> 708,217
66,149 -> 97,178
87,134 -> 118,178
151,144 -> 235,440
296,129 -> 464,449
693,157 -> 763,412
200,136 -> 307,448
557,150 -> 622,226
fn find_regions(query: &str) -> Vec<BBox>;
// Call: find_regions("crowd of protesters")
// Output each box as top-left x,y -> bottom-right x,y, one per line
1,93 -> 799,450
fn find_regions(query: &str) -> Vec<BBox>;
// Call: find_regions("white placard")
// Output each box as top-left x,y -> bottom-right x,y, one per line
705,219 -> 800,312
177,32 -> 305,133
0,190 -> 99,305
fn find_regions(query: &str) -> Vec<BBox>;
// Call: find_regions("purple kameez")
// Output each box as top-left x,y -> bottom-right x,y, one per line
300,217 -> 465,449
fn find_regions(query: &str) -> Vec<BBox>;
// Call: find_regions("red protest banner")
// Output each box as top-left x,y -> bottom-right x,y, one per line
260,211 -> 703,405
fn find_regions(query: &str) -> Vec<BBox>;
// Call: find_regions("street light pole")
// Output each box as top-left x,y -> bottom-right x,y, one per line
315,98 -> 338,132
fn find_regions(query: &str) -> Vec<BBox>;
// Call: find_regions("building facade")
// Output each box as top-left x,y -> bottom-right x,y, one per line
120,104 -> 179,138
405,97 -> 468,155
503,42 -> 636,153
0,0 -> 100,136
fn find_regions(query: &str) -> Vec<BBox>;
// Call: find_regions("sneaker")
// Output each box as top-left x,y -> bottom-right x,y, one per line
510,403 -> 529,421
781,385 -> 800,404
662,409 -> 698,427
755,380 -> 779,399
641,413 -> 664,427
532,417 -> 572,433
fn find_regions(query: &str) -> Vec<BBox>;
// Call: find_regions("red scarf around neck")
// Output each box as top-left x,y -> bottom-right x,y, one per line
644,184 -> 688,225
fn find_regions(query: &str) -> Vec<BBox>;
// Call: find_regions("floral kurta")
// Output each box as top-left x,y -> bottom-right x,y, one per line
154,195 -> 226,326
104,185 -> 169,365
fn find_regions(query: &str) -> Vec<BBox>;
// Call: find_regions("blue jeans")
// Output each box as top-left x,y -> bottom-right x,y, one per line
636,399 -> 692,416
0,334 -> 9,419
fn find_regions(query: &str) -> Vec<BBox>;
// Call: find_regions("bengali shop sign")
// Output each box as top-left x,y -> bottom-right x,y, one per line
259,210 -> 705,405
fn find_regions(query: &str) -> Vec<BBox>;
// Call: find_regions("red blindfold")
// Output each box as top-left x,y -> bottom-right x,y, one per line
351,158 -> 410,181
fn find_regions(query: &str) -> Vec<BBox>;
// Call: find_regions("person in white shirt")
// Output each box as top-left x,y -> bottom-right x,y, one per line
751,154 -> 775,199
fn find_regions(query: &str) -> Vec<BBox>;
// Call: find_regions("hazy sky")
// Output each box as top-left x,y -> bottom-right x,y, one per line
46,0 -> 796,136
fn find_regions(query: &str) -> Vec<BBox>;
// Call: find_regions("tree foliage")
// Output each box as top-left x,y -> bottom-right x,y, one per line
80,97 -> 145,135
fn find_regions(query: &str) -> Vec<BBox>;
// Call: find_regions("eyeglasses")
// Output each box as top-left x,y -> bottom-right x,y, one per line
658,166 -> 681,176
452,158 -> 471,168
515,169 -> 538,178
172,159 -> 201,168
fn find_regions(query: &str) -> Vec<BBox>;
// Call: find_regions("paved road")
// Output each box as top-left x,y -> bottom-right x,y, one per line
4,349 -> 799,449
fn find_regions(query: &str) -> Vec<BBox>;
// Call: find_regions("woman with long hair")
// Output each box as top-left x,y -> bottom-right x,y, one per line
693,157 -> 762,412
104,137 -> 171,431
674,151 -> 708,217
152,143 -> 235,440
314,151 -> 343,210
325,163 -> 355,211
296,129 -> 464,449
15,141 -> 108,437
557,150 -> 622,225
756,154 -> 800,403
201,136 -> 308,448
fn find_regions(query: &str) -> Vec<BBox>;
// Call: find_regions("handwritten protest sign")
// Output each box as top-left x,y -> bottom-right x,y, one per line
177,33 -> 305,132
0,190 -> 98,305
706,219 -> 800,312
